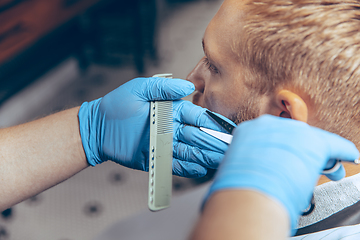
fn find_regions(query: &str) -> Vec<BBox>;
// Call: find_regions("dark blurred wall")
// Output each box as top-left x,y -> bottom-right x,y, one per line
0,0 -> 214,106
0,0 -> 105,105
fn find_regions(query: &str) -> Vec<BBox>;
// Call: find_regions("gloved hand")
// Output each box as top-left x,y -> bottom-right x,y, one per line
78,77 -> 228,178
173,101 -> 229,177
204,115 -> 359,235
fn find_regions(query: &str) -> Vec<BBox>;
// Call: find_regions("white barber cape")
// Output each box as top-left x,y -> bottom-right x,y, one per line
292,224 -> 360,239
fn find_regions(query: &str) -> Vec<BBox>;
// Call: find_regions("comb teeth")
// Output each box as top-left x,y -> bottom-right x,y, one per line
156,101 -> 172,134
149,100 -> 173,211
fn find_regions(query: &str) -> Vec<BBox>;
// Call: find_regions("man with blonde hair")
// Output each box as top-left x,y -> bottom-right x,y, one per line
187,0 -> 360,180
187,0 -> 360,238
189,0 -> 360,144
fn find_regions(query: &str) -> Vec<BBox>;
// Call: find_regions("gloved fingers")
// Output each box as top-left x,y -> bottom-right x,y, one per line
173,141 -> 225,169
173,100 -> 225,130
323,161 -> 346,181
175,124 -> 228,153
140,77 -> 195,101
316,128 -> 359,163
172,158 -> 208,178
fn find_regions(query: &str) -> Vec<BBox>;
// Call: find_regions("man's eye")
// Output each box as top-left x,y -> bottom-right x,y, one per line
203,57 -> 219,74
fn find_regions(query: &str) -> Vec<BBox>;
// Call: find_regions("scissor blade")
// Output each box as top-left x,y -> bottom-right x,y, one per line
206,110 -> 235,134
200,127 -> 233,144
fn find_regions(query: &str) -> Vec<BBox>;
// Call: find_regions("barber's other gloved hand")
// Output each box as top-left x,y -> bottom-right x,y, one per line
78,77 -> 228,178
204,115 -> 359,235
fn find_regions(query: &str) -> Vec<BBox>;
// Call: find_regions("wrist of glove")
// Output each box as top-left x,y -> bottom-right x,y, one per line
78,99 -> 103,166
204,115 -> 359,235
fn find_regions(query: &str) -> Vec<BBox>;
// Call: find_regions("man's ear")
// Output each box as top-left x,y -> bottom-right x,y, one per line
275,90 -> 308,122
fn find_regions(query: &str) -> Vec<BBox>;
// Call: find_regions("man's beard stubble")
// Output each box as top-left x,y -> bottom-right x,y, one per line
230,94 -> 261,125
191,89 -> 261,125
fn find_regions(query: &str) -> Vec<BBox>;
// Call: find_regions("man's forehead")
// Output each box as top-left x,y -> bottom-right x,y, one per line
220,0 -> 250,16
215,0 -> 242,21
203,0 -> 249,62
210,0 -> 249,41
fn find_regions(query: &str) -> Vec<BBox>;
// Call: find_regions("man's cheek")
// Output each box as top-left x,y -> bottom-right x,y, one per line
204,92 -> 226,114
204,95 -> 238,120
193,89 -> 237,121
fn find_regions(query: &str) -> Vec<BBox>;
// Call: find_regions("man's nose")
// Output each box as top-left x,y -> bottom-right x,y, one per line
186,57 -> 206,93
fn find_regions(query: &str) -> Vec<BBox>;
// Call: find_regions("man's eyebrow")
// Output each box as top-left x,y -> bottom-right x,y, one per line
202,38 -> 210,58
202,38 -> 221,68
201,38 -> 208,57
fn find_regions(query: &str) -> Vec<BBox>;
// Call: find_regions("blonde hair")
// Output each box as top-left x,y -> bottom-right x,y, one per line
239,0 -> 360,145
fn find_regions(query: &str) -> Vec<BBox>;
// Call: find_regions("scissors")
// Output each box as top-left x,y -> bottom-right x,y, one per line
200,110 -> 235,144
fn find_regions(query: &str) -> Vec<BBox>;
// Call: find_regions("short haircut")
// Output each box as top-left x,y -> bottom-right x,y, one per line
238,0 -> 360,145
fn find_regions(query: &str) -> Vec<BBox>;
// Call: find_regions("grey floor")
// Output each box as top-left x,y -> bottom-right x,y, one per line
0,1 -> 222,239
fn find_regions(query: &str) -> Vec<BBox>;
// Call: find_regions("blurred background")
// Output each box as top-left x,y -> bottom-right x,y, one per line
0,0 -> 222,239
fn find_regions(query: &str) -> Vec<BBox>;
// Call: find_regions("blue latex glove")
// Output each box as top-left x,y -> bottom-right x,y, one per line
78,77 -> 227,178
204,115 -> 359,235
173,102 -> 229,177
